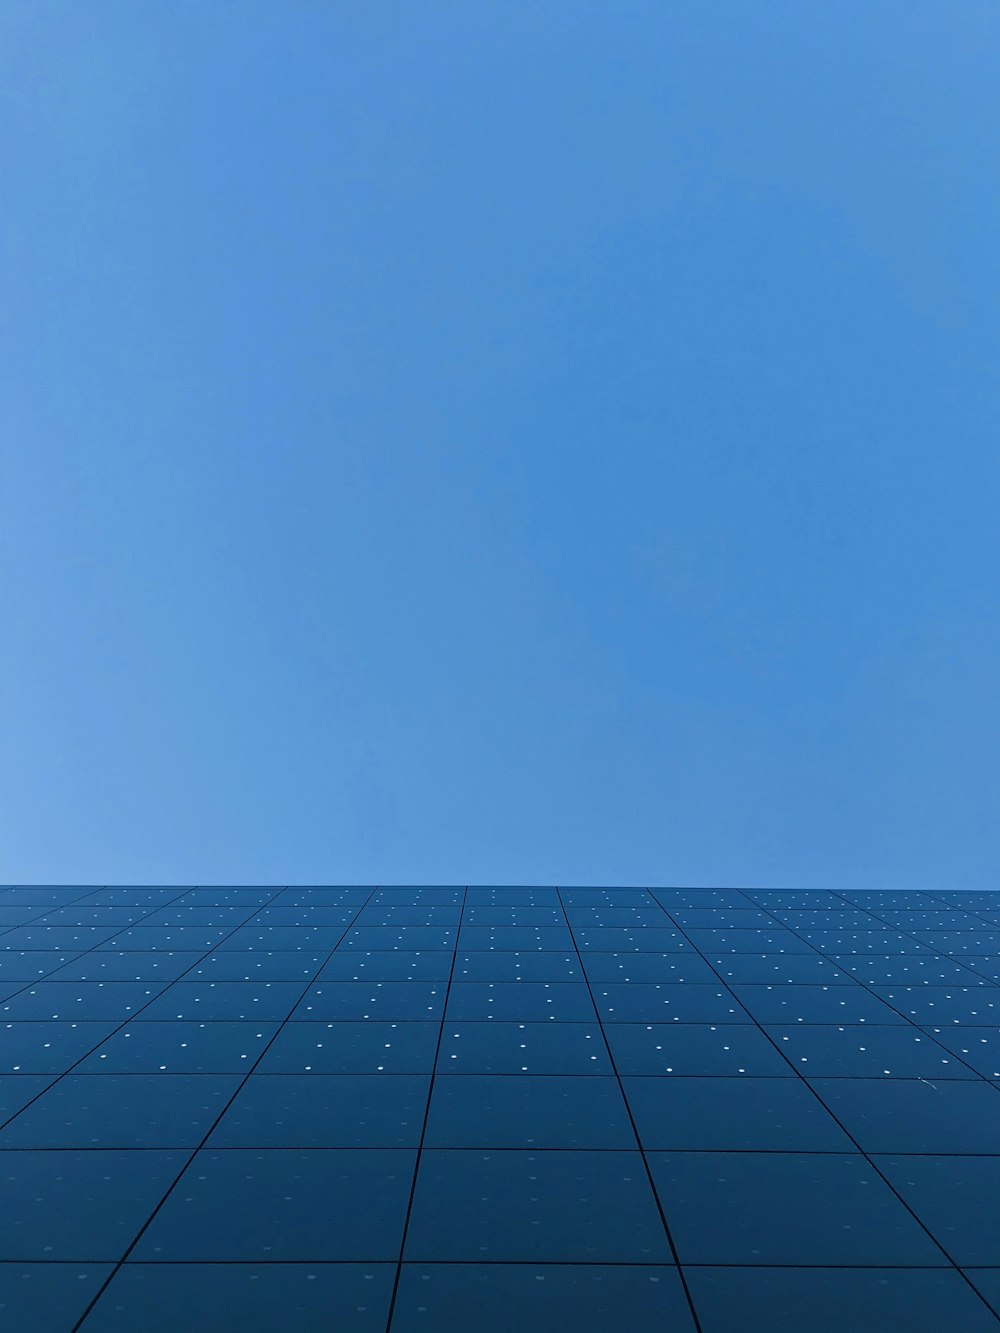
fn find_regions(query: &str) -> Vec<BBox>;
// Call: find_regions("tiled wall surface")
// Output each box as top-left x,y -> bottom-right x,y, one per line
2,884 -> 1000,1331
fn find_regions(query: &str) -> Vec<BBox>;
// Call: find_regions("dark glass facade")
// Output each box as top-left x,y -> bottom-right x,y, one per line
2,884 -> 1000,1330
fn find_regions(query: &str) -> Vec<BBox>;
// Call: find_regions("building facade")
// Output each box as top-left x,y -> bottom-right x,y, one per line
2,883 -> 999,1330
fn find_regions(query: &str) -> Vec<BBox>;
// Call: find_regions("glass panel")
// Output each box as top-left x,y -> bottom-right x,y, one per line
767,1024 -> 972,1079
84,1264 -> 394,1332
445,982 -> 596,1022
209,1073 -> 430,1148
0,1265 -> 113,1331
623,1076 -> 852,1150
257,1021 -> 439,1074
391,1265 -> 693,1333
648,1152 -> 945,1265
605,1023 -> 790,1077
810,1078 -> 1000,1153
594,984 -> 750,1024
686,1269 -> 999,1333
405,1150 -> 670,1262
77,1021 -> 279,1073
132,1149 -> 414,1260
877,1156 -> 1000,1265
0,1150 -> 183,1259
0,1074 -> 239,1148
436,1022 -> 611,1075
424,1075 -> 635,1149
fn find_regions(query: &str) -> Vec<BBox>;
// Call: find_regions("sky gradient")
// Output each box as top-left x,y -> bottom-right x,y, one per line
2,2 -> 998,888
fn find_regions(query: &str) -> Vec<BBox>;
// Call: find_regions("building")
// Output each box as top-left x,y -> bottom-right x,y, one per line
1,884 -> 999,1330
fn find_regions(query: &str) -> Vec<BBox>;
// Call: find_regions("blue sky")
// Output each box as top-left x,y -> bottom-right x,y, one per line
2,2 -> 998,888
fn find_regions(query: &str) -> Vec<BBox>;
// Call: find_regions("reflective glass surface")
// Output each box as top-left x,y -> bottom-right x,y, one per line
1,884 -> 999,1331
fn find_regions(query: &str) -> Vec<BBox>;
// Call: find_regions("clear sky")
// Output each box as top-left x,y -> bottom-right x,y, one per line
2,3 -> 998,889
